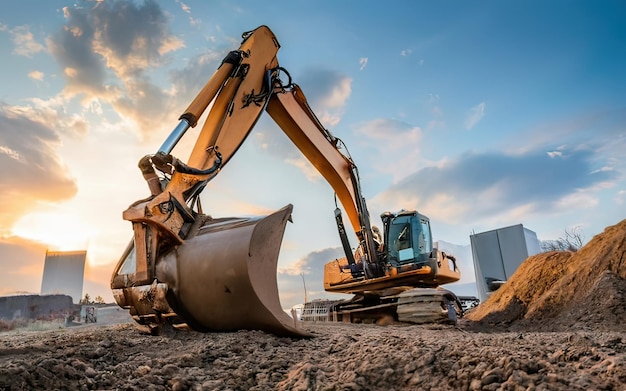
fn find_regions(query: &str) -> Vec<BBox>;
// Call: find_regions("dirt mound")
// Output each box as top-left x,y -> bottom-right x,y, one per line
465,218 -> 626,331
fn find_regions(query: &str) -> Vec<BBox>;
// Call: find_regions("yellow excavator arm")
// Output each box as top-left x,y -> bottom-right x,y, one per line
111,25 -> 460,337
122,26 -> 280,245
267,85 -> 360,233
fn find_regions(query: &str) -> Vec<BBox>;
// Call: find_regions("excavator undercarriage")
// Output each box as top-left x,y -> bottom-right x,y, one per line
330,288 -> 463,325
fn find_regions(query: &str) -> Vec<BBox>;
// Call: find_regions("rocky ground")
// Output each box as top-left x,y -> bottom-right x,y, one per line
0,320 -> 623,391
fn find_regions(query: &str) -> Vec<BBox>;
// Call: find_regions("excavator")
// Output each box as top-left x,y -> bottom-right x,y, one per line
111,26 -> 462,337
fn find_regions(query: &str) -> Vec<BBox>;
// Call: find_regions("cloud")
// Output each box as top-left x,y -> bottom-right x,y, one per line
6,96 -> 89,138
352,118 -> 423,180
590,166 -> 615,175
464,102 -> 486,130
370,148 -> 618,226
503,108 -> 626,157
10,25 -> 45,57
169,51 -> 225,100
88,1 -> 183,75
400,49 -> 412,57
0,145 -> 21,160
189,17 -> 201,28
355,118 -> 421,147
554,190 -> 599,210
175,0 -> 191,13
0,103 -> 78,234
28,70 -> 45,81
284,156 -> 323,183
426,93 -> 442,117
47,0 -> 186,140
299,69 -> 352,118
47,8 -> 106,95
359,57 -> 368,71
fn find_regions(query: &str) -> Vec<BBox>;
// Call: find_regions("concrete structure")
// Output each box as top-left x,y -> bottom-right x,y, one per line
40,250 -> 87,304
0,294 -> 73,320
470,224 -> 541,303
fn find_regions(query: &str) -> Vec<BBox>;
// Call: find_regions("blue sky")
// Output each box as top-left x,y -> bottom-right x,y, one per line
0,1 -> 624,309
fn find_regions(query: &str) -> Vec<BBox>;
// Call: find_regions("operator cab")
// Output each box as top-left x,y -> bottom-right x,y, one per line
382,210 -> 434,267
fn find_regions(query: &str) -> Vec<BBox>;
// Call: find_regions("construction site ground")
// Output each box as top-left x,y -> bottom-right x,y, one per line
0,320 -> 623,390
0,218 -> 624,390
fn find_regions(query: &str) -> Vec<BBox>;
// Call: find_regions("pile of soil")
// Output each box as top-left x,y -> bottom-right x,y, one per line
465,219 -> 626,332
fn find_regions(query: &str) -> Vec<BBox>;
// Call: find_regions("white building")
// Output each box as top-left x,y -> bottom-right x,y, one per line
470,224 -> 541,303
40,250 -> 87,304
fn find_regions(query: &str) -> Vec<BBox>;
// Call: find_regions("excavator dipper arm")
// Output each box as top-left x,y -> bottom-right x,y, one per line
266,83 -> 382,278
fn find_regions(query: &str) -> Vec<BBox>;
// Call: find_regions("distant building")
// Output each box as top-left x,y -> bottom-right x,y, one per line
470,224 -> 541,303
0,294 -> 73,320
40,250 -> 86,304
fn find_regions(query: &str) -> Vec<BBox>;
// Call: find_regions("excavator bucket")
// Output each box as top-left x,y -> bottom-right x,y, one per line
111,205 -> 310,337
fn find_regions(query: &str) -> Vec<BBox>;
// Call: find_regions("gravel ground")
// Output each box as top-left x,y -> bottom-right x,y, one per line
0,320 -> 624,391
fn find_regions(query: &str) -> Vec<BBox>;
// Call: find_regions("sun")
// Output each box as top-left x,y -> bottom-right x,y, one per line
11,211 -> 94,251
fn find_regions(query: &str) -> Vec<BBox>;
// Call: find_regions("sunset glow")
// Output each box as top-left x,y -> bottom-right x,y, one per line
11,212 -> 93,252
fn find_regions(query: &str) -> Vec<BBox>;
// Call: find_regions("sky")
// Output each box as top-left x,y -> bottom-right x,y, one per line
0,0 -> 624,311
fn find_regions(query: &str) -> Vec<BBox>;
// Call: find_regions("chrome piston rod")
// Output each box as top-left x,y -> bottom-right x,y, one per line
159,118 -> 191,154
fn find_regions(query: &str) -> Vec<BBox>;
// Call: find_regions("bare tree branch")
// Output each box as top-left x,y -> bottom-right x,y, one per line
541,226 -> 585,252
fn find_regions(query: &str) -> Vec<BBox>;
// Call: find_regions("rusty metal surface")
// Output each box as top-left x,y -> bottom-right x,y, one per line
154,204 -> 310,337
